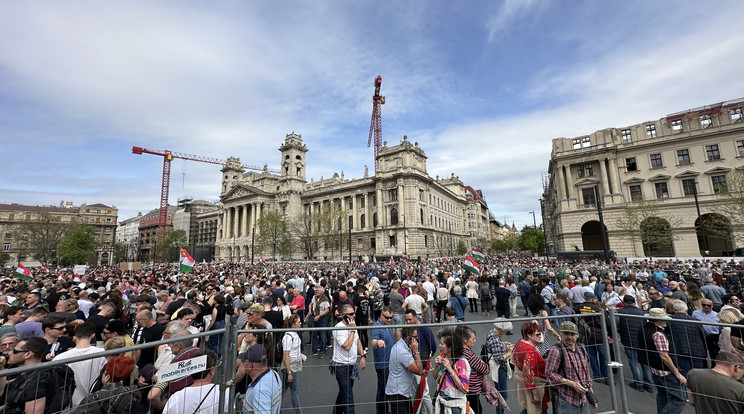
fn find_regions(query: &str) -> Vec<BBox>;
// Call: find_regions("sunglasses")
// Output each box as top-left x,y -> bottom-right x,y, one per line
381,314 -> 392,320
702,304 -> 713,307
12,348 -> 27,354
50,326 -> 66,331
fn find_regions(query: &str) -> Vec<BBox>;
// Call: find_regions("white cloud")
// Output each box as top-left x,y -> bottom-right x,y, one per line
485,0 -> 543,42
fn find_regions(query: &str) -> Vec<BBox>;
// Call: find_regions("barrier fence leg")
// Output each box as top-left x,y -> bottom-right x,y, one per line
600,311 -> 619,413
219,319 -> 237,414
608,309 -> 630,414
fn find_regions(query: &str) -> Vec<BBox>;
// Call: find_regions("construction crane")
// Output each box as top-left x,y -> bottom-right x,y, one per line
367,75 -> 385,172
132,146 -> 280,246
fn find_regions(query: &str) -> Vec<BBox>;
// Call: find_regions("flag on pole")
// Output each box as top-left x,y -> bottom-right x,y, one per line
41,266 -> 48,273
402,254 -> 409,264
179,248 -> 195,273
471,248 -> 485,260
14,264 -> 32,282
372,255 -> 377,264
389,256 -> 394,265
413,358 -> 431,414
463,256 -> 480,275
260,257 -> 268,267
73,275 -> 82,283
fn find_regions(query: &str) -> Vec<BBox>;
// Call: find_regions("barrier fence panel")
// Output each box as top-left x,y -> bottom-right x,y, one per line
4,311 -> 735,414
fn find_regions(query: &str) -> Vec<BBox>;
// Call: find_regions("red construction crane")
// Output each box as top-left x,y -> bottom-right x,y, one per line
367,75 -> 385,172
132,146 -> 280,241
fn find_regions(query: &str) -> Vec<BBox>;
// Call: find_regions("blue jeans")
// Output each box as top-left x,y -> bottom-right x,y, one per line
624,347 -> 652,387
282,369 -> 302,414
376,368 -> 390,414
438,396 -> 462,414
676,355 -> 705,378
208,320 -> 225,356
652,373 -> 686,414
495,366 -> 508,414
557,395 -> 590,414
586,344 -> 607,380
311,316 -> 328,356
333,364 -> 356,414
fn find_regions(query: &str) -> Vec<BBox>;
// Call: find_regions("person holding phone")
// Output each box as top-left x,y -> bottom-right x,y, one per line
385,326 -> 425,413
331,304 -> 367,414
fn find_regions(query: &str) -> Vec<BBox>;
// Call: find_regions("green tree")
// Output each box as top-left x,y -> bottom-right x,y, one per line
255,212 -> 291,260
57,225 -> 96,266
456,240 -> 468,255
159,229 -> 188,262
613,198 -> 680,256
113,242 -> 128,264
518,226 -> 545,254
13,213 -> 68,265
315,204 -> 349,259
0,252 -> 10,267
712,170 -> 744,242
490,233 -> 519,253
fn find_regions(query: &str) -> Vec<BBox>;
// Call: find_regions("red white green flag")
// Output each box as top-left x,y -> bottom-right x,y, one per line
389,256 -> 394,265
260,257 -> 268,267
14,264 -> 32,282
372,255 -> 377,263
463,256 -> 480,275
179,248 -> 195,273
471,248 -> 485,260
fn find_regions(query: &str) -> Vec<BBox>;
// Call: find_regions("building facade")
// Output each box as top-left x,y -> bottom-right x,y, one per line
0,202 -> 118,266
137,206 -> 176,261
215,133 -> 492,261
543,98 -> 744,258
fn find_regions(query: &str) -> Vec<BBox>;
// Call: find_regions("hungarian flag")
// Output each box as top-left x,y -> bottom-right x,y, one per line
463,256 -> 480,275
372,255 -> 377,263
259,257 -> 268,267
41,266 -> 49,273
179,248 -> 195,273
14,264 -> 32,282
471,248 -> 485,260
402,254 -> 409,264
389,256 -> 394,265
413,357 -> 431,413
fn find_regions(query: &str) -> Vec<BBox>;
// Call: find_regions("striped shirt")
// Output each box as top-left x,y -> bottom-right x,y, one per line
463,347 -> 489,393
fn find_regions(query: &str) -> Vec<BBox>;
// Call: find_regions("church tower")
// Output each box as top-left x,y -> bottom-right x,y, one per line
220,157 -> 244,196
277,132 -> 308,217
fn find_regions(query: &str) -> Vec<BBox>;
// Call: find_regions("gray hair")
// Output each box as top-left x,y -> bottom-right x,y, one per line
672,299 -> 688,312
0,332 -> 20,342
454,286 -> 462,295
169,330 -> 193,351
165,320 -> 188,335
493,318 -> 513,332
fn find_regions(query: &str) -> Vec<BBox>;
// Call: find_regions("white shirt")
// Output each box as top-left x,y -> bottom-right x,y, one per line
404,294 -> 426,315
54,346 -> 107,406
163,383 -> 229,414
332,322 -> 359,365
422,281 -> 436,302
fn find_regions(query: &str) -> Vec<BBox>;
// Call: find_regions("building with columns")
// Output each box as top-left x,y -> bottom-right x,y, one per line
215,133 -> 492,261
543,98 -> 744,258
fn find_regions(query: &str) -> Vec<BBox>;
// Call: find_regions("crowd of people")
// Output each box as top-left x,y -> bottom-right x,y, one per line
0,253 -> 744,414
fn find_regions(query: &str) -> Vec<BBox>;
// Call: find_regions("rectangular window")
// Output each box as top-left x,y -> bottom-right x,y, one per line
577,164 -> 593,178
626,157 -> 638,172
646,124 -> 657,138
2,243 -> 9,251
700,114 -> 712,128
572,138 -> 581,150
360,197 -> 365,208
731,108 -> 742,122
737,140 -> 744,157
621,129 -> 632,143
582,188 -> 597,206
348,199 -> 353,209
629,185 -> 643,201
677,149 -> 691,165
650,153 -> 663,169
3,233 -> 10,240
655,182 -> 669,199
671,120 -> 683,132
424,235 -> 428,247
581,136 -> 590,148
388,189 -> 397,201
712,175 -> 727,194
370,238 -> 376,249
682,179 -> 697,196
389,235 -> 396,247
372,194 -> 377,206
706,144 -> 721,161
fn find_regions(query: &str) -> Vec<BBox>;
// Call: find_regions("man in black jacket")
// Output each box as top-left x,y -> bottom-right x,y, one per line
668,299 -> 708,376
638,308 -> 687,414
616,295 -> 653,391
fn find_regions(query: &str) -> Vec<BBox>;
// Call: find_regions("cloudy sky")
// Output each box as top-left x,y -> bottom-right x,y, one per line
2,1 -> 743,228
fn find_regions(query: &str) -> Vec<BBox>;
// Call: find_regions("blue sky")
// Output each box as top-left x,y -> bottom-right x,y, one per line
1,1 -> 744,229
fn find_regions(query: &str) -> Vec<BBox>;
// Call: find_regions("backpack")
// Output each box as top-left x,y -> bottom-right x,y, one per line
509,285 -> 519,298
45,365 -> 76,414
80,384 -> 141,414
481,284 -> 491,297
273,333 -> 285,368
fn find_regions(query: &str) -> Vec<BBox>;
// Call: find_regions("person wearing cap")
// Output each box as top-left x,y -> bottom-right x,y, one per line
616,294 -> 653,391
686,350 -> 744,414
637,308 -> 687,414
486,319 -> 514,414
240,344 -> 282,414
246,303 -> 272,329
545,322 -> 596,413
572,291 -> 610,383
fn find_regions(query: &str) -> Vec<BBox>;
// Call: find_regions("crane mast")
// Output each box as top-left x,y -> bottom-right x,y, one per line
367,75 -> 385,172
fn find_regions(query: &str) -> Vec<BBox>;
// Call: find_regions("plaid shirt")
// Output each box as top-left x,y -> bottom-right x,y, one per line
486,330 -> 508,364
545,342 -> 591,407
650,331 -> 671,376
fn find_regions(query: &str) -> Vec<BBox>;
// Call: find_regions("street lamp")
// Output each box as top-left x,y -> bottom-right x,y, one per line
692,182 -> 709,255
528,211 -> 537,228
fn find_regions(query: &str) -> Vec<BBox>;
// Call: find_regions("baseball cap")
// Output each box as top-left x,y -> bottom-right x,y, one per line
238,344 -> 267,363
623,295 -> 636,303
559,322 -> 579,334
583,291 -> 597,300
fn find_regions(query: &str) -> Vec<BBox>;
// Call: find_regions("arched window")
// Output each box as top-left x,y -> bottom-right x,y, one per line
373,212 -> 378,228
390,208 -> 399,225
360,214 -> 366,229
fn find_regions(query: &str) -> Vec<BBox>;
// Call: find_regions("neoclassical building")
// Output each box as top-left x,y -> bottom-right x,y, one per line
543,98 -> 744,258
215,133 -> 492,261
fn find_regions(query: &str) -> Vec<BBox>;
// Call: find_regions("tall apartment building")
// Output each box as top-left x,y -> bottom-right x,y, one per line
215,133 -> 492,261
0,202 -> 118,266
543,98 -> 744,258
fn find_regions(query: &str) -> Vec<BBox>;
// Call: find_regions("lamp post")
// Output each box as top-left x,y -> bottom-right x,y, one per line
693,182 -> 709,256
528,211 -> 537,228
593,186 -> 611,264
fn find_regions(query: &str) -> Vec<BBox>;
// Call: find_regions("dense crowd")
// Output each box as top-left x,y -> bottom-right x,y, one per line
1,253 -> 744,414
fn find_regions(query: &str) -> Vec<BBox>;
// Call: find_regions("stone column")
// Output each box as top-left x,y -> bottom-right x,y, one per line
352,196 -> 358,230
376,188 -> 384,227
222,211 -> 228,238
241,205 -> 248,237
363,194 -> 369,229
556,168 -> 566,200
599,160 -> 610,195
608,157 -> 620,195
398,184 -> 405,225
232,207 -> 239,238
564,165 -> 575,199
